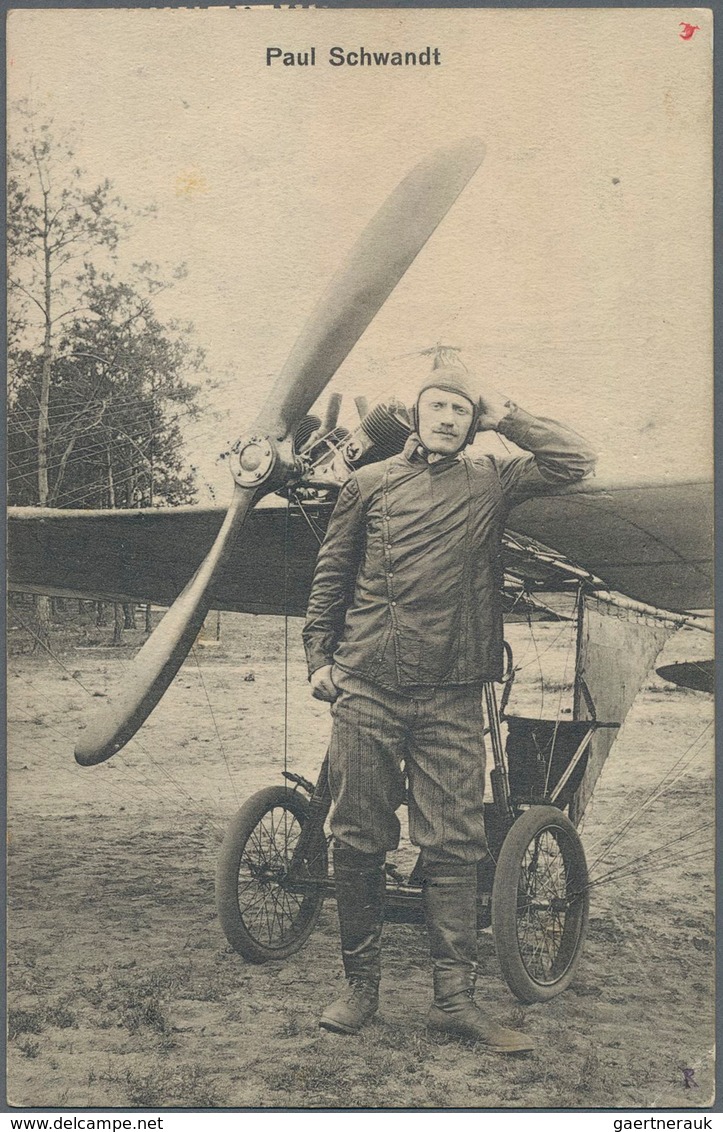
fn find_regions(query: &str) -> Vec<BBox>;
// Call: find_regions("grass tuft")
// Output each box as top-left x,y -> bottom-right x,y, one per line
8,1008 -> 45,1040
17,1038 -> 41,1059
44,1004 -> 77,1029
121,1065 -> 221,1108
262,1051 -> 352,1098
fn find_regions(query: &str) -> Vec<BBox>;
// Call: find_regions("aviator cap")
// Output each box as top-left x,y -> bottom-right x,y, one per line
412,367 -> 480,447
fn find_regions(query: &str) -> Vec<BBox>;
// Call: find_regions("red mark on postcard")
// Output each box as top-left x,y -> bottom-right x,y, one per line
679,23 -> 700,39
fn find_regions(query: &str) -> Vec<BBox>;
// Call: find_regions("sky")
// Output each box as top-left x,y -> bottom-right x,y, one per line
7,7 -> 713,502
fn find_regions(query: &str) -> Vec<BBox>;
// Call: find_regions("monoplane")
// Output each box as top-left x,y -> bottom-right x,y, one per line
7,139 -> 714,1001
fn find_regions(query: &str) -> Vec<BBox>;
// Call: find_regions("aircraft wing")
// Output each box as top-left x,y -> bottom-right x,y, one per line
7,475 -> 713,617
7,503 -> 323,617
507,477 -> 713,613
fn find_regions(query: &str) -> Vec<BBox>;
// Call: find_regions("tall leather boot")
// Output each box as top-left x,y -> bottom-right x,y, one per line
423,870 -> 535,1053
319,845 -> 385,1035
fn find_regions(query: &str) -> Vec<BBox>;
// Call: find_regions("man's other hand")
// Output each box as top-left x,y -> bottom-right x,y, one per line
310,664 -> 339,702
477,384 -> 515,431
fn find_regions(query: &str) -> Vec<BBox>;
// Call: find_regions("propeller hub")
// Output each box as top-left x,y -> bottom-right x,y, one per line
230,432 -> 277,487
240,445 -> 263,472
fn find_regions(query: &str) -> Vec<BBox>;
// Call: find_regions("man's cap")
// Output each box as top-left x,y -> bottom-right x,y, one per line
412,366 -> 480,447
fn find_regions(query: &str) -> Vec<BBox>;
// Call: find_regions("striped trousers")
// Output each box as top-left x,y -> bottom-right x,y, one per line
328,666 -> 488,866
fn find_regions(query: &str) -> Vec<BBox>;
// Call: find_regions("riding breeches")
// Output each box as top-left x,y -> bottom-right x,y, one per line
327,667 -> 488,865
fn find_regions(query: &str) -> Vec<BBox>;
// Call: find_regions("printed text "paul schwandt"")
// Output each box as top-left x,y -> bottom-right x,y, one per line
266,47 -> 442,67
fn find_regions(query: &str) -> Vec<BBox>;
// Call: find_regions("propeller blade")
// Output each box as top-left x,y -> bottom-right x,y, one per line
74,139 -> 486,765
257,137 -> 485,439
75,485 -> 256,765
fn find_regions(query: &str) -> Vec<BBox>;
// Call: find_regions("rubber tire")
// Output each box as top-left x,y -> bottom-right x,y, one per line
492,804 -> 590,1003
216,786 -> 328,963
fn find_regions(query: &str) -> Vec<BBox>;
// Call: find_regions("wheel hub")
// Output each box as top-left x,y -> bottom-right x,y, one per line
256,864 -> 288,886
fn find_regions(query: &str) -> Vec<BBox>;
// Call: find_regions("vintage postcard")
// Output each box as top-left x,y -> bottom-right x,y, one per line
6,5 -> 714,1113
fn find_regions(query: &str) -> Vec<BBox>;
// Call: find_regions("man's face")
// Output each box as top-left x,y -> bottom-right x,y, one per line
417,387 -> 475,455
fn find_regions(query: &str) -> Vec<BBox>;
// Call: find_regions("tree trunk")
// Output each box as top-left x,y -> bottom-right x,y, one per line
38,223 -> 52,505
113,603 -> 124,646
33,190 -> 54,643
145,603 -> 153,634
96,602 -> 108,626
123,603 -> 137,629
107,446 -> 116,508
33,594 -> 52,649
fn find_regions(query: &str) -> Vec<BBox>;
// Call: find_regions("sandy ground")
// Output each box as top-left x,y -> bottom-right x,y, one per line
6,610 -> 715,1110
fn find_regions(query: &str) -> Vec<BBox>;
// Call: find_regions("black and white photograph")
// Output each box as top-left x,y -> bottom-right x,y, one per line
5,6 -> 715,1112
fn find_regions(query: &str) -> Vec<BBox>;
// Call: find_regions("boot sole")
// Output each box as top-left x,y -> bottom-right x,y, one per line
319,1010 -> 378,1036
319,1016 -> 363,1035
427,1022 -> 535,1054
319,990 -> 379,1035
321,1009 -> 382,1036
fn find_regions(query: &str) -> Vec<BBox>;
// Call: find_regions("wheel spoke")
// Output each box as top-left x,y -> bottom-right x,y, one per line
221,796 -> 328,958
512,820 -> 587,986
493,806 -> 589,1001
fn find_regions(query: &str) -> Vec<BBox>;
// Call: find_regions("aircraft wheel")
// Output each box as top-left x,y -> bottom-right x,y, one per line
492,805 -> 590,1002
216,786 -> 328,963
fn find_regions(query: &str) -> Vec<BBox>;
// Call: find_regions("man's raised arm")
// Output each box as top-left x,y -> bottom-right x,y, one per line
474,383 -> 597,504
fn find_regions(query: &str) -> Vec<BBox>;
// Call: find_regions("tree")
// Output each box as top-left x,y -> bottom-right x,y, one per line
8,102 -> 208,513
8,101 -> 211,640
8,271 -> 206,511
8,101 -> 126,508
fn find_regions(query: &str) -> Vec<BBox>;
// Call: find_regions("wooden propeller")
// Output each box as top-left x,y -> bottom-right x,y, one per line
75,138 -> 486,765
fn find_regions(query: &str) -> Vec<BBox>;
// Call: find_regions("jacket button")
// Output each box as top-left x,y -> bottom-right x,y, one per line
388,572 -> 393,578
391,601 -> 397,607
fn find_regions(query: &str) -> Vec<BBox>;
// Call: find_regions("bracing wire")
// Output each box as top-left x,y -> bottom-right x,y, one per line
584,846 -> 712,890
8,406 -> 205,474
8,606 -> 97,696
585,719 -> 713,871
190,642 -> 240,811
541,603 -> 578,798
290,490 -> 325,547
513,618 -> 578,673
8,419 -> 221,505
8,393 -> 200,437
581,819 -> 714,893
7,400 -> 205,466
525,606 -> 546,717
9,699 -> 167,818
8,605 -> 227,828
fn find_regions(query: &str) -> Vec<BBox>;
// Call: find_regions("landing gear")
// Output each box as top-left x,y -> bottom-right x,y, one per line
492,805 -> 590,1002
216,786 -> 328,963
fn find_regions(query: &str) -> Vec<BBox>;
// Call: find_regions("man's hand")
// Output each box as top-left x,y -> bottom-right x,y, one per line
477,384 -> 515,431
310,664 -> 339,703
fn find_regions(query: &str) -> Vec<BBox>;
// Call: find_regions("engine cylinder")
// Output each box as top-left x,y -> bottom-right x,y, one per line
359,401 -> 411,458
293,415 -> 321,452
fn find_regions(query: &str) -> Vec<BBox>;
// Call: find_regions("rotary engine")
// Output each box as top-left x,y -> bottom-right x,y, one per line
298,397 -> 412,491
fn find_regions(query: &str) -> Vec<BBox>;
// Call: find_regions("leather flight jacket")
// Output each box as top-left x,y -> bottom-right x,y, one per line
303,405 -> 596,690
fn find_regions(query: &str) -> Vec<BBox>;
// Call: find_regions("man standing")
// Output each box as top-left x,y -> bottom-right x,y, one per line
302,368 -> 596,1053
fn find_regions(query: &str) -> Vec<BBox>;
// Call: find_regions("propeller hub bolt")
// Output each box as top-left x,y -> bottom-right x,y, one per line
230,432 -> 276,488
